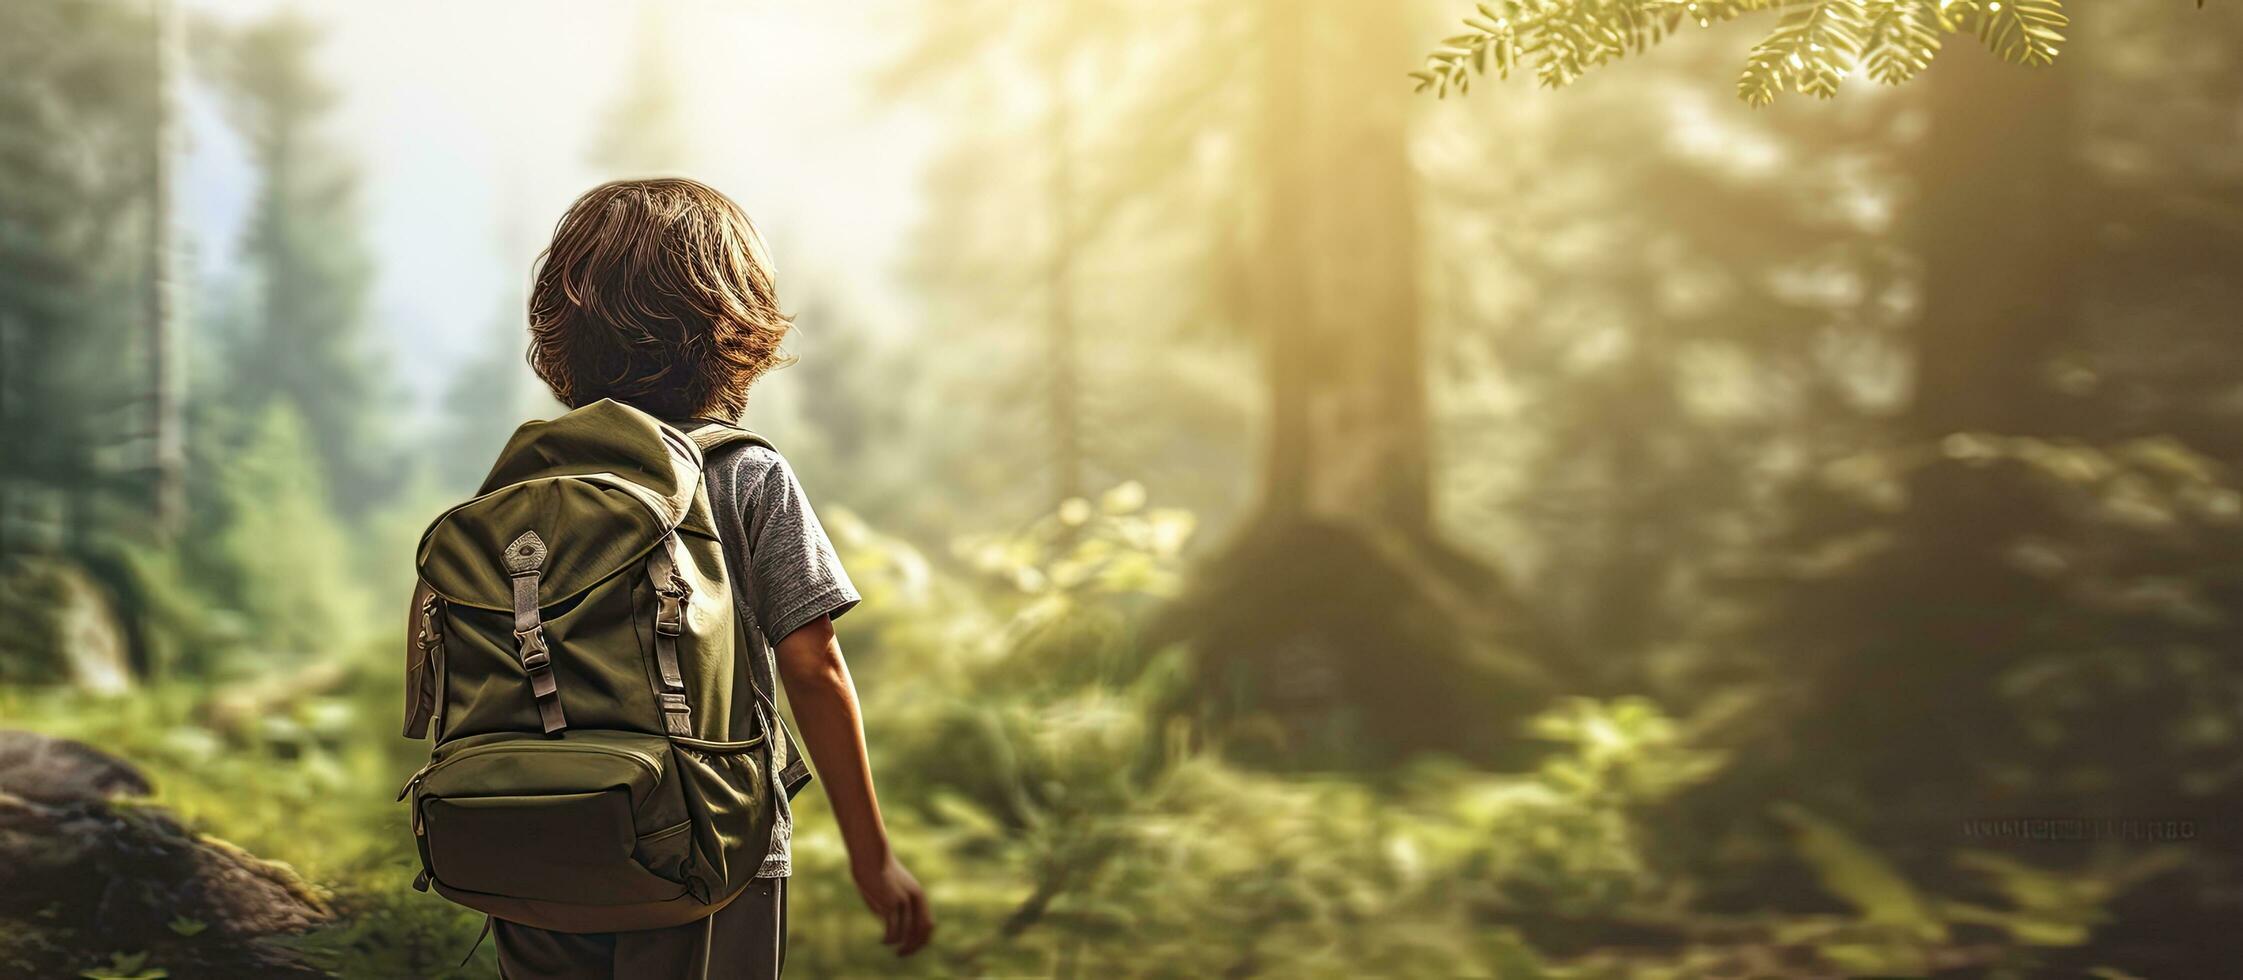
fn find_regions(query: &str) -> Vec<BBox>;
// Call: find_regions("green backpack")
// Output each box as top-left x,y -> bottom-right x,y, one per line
400,398 -> 790,932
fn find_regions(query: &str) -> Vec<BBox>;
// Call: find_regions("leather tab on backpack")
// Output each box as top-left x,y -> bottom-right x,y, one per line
506,532 -> 567,735
502,530 -> 548,574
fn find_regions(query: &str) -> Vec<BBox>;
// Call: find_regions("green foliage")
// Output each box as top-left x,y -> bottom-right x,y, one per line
1414,0 -> 2080,105
78,950 -> 166,980
211,403 -> 372,665
1769,806 -> 2186,974
122,537 -> 251,677
2,489 -> 2186,976
956,481 -> 1197,618
1775,803 -> 1946,945
0,558 -> 93,684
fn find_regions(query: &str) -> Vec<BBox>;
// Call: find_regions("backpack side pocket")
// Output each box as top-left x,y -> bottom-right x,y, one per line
668,733 -> 772,903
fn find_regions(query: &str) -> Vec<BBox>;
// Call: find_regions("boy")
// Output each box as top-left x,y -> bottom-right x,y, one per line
492,177 -> 931,977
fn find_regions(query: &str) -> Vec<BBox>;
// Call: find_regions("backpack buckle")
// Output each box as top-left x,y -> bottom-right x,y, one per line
655,594 -> 685,636
514,627 -> 550,668
657,691 -> 693,736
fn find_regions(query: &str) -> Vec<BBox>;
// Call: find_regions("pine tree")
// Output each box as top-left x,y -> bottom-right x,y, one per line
208,10 -> 389,516
0,0 -> 160,553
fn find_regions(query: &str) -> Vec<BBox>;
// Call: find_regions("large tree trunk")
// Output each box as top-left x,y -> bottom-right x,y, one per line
1907,54 -> 2080,442
1161,0 -> 1551,768
1254,4 -> 1431,531
1789,44 -> 2082,819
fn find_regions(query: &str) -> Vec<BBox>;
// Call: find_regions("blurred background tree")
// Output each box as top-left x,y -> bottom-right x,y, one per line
204,9 -> 391,517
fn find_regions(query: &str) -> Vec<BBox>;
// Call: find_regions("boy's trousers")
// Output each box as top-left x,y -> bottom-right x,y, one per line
492,876 -> 786,979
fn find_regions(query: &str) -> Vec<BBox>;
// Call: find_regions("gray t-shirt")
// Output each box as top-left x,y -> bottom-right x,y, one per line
701,440 -> 860,878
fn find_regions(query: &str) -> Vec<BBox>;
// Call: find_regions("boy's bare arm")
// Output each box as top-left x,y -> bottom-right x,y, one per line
774,615 -> 933,956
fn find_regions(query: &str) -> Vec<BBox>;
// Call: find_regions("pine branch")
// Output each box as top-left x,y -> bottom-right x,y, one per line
1738,0 -> 1867,106
1414,0 -> 2097,106
1957,0 -> 2069,66
1862,0 -> 1942,86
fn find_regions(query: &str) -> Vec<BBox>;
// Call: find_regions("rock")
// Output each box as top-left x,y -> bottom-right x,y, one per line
0,556 -> 135,693
0,729 -> 152,804
0,730 -> 332,978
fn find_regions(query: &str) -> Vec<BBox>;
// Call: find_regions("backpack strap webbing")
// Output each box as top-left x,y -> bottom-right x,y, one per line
503,530 -> 567,734
404,582 -> 444,739
646,535 -> 695,737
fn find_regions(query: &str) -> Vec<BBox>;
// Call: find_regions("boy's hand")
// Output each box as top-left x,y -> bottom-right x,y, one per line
851,852 -> 934,956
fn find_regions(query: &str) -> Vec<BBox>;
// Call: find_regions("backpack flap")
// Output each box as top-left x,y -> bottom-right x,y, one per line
416,476 -> 670,612
477,399 -> 704,519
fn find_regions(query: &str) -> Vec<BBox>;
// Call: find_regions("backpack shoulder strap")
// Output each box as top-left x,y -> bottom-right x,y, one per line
682,419 -> 773,457
678,419 -> 813,801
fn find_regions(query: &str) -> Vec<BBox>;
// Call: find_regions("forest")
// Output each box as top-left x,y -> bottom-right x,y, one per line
2,0 -> 2240,977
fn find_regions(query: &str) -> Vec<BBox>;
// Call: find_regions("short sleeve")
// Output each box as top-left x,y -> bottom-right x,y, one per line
741,453 -> 860,646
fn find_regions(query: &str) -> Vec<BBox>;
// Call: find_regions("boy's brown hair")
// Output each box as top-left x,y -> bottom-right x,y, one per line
528,177 -> 793,420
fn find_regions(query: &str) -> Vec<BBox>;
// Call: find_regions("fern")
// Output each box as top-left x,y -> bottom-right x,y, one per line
1413,0 -> 2100,106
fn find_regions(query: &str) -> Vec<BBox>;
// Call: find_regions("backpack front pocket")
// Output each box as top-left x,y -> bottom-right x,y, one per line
413,729 -> 692,904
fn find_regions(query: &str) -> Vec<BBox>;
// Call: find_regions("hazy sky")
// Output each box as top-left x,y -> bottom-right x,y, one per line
180,0 -> 937,422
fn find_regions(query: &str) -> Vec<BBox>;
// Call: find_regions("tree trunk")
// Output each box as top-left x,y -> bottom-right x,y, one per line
1254,5 -> 1431,531
1046,39 -> 1085,511
1160,0 -> 1552,768
1793,43 -> 2082,816
1907,51 -> 2079,443
146,0 -> 184,537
